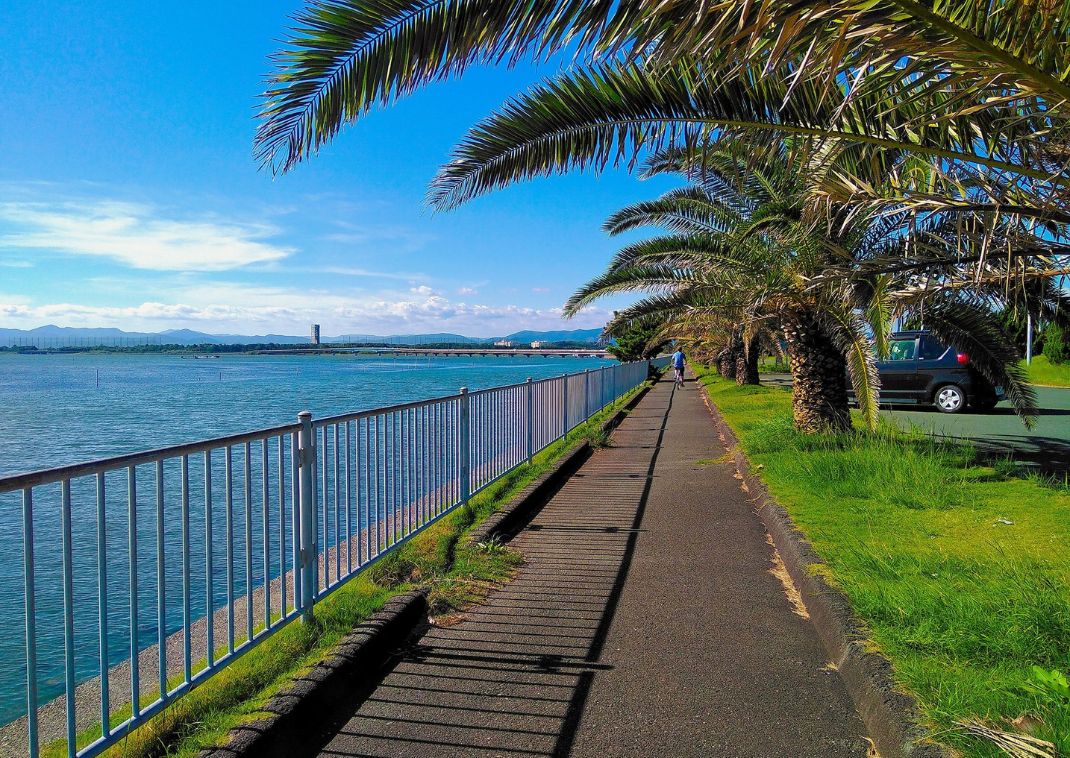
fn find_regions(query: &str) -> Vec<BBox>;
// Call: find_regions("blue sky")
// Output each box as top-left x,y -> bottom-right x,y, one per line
0,1 -> 678,337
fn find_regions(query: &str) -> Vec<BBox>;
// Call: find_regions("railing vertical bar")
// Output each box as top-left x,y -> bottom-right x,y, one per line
397,411 -> 404,538
372,415 -> 380,555
320,424 -> 328,592
395,411 -> 402,539
362,418 -> 369,563
181,456 -> 191,684
224,446 -> 234,655
398,411 -> 405,537
421,407 -> 428,523
96,471 -> 111,736
345,421 -> 352,576
408,408 -> 415,534
156,460 -> 166,698
385,414 -> 393,549
278,434 -> 286,620
23,488 -> 39,758
262,438 -> 270,631
333,423 -> 340,583
244,442 -> 253,643
204,450 -> 214,668
127,465 -> 140,718
60,480 -> 75,758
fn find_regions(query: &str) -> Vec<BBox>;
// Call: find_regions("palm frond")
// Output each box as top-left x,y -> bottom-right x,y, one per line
603,186 -> 743,236
428,60 -> 1043,210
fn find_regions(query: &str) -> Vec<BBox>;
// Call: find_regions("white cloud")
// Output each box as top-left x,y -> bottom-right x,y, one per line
0,282 -> 611,336
457,286 -> 478,296
0,199 -> 292,271
320,265 -> 424,281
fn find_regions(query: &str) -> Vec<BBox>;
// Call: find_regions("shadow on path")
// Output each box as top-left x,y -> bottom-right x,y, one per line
307,392 -> 674,757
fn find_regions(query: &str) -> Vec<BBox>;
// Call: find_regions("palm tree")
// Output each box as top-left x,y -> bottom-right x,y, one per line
256,1 -> 1067,431
567,143 -> 1043,432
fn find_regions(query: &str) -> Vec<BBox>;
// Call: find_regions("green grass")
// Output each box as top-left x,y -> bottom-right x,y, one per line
48,384 -> 650,758
1024,355 -> 1070,387
758,355 -> 790,374
693,366 -> 1070,756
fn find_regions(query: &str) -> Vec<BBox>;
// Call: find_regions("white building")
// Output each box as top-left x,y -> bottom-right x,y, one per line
494,339 -> 514,348
530,341 -> 543,349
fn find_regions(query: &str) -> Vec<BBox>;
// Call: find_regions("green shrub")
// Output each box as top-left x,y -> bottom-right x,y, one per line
1042,323 -> 1068,364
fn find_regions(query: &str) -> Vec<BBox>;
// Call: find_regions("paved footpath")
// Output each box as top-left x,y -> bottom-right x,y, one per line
310,375 -> 870,757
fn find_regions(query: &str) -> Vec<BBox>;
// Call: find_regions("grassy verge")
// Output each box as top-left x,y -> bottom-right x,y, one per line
758,355 -> 790,374
1024,355 -> 1070,387
693,366 -> 1070,756
50,383 -> 650,758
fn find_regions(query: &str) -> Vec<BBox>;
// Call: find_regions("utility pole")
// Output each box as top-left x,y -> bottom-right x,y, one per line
1026,312 -> 1034,365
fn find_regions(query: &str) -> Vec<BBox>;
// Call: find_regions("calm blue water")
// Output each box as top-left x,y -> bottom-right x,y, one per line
0,352 -> 617,724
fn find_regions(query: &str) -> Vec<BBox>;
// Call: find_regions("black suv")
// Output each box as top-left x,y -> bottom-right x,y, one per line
850,330 -> 1004,413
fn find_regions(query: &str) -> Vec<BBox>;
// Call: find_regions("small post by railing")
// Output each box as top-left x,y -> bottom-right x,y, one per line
525,377 -> 534,464
459,388 -> 471,506
584,369 -> 590,420
297,411 -> 316,623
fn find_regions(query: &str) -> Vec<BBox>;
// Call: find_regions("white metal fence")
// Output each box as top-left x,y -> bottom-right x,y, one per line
0,358 -> 666,757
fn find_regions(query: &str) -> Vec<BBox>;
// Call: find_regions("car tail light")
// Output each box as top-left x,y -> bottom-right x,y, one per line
956,353 -> 969,365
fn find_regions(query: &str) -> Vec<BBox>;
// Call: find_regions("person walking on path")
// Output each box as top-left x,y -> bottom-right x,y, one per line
672,347 -> 686,387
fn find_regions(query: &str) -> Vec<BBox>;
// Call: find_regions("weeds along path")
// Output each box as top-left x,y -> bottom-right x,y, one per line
307,374 -> 869,757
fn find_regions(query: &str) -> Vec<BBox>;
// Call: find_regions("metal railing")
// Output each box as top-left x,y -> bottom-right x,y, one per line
1,358 -> 666,757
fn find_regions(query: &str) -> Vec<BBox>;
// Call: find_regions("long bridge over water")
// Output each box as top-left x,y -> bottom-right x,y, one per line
255,346 -> 611,358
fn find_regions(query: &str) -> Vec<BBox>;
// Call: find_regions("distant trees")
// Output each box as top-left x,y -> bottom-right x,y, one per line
605,318 -> 669,363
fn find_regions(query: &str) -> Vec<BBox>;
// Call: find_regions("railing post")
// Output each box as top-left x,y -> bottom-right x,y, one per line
525,378 -> 534,464
584,369 -> 590,420
297,411 -> 316,623
459,388 -> 471,506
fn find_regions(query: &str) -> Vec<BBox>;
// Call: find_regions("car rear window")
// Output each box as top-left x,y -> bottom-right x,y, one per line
888,339 -> 917,361
918,337 -> 948,360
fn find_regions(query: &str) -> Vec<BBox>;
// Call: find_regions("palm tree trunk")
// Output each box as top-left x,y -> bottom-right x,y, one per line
781,310 -> 851,433
718,330 -> 742,380
735,333 -> 760,385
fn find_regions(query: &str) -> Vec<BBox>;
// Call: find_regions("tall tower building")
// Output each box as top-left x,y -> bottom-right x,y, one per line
310,324 -> 321,345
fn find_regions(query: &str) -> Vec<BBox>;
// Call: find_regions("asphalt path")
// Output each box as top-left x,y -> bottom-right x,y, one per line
763,373 -> 1070,472
311,376 -> 870,757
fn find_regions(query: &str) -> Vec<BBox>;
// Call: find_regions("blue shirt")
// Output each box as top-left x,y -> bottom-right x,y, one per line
672,351 -> 685,369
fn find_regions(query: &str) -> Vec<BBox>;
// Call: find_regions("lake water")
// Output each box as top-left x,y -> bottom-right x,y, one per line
0,352 -> 617,724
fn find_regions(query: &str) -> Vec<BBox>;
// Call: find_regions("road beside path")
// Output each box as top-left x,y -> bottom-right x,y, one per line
310,374 -> 870,757
764,372 -> 1070,472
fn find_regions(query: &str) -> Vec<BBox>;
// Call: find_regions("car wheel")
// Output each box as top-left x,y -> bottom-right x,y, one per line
934,384 -> 966,413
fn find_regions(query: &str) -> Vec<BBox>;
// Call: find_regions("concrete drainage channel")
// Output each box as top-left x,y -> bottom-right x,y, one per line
199,379 -> 657,758
698,390 -> 949,758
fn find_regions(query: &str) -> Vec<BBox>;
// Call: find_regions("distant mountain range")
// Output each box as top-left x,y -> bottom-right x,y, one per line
0,325 -> 605,347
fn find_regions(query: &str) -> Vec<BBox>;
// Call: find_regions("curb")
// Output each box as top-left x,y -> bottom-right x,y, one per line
198,589 -> 429,758
700,391 -> 950,758
467,377 -> 655,546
